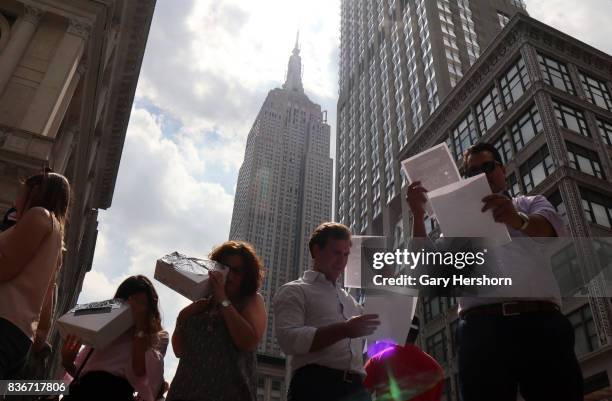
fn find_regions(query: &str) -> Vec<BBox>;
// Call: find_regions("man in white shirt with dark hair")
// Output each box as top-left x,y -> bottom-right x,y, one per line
274,222 -> 380,401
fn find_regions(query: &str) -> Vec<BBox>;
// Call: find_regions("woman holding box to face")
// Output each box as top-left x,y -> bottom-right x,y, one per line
61,275 -> 166,401
0,170 -> 70,379
166,241 -> 267,401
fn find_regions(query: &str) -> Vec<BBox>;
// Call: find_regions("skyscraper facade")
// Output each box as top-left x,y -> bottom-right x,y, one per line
336,0 -> 526,243
230,39 -> 333,356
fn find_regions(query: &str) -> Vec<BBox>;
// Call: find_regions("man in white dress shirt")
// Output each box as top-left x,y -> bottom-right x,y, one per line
274,222 -> 380,401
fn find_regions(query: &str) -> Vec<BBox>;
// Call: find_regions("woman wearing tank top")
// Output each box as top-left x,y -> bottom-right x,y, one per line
0,171 -> 70,379
166,241 -> 267,401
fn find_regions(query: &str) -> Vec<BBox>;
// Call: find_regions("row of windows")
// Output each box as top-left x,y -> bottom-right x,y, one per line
580,72 -> 612,110
567,142 -> 605,179
492,100 -> 611,172
582,188 -> 612,229
450,57 -> 531,160
554,101 -> 589,136
519,145 -> 554,192
539,52 -> 612,112
539,53 -> 575,95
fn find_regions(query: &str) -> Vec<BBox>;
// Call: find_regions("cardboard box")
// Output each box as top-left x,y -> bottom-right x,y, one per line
57,299 -> 134,350
154,252 -> 229,301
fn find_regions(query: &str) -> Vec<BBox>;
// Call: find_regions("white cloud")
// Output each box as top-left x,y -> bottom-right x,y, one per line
137,0 -> 339,171
79,270 -> 121,304
83,105 -> 233,383
525,0 -> 612,54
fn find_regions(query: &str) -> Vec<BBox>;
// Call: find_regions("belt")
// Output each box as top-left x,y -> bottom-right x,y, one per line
460,301 -> 560,319
296,364 -> 364,384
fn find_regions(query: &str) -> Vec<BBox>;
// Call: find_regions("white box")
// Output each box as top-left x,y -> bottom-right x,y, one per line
154,252 -> 229,301
57,299 -> 134,350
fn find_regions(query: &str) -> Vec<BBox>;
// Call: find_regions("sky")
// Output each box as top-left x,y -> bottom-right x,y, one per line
78,0 -> 612,385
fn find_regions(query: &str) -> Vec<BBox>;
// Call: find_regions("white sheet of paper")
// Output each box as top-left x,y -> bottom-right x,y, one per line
401,143 -> 462,217
427,173 -> 511,247
345,236 -> 386,288
364,292 -> 416,345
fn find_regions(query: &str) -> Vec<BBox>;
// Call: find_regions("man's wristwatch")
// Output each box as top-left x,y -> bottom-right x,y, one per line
220,299 -> 232,308
517,212 -> 530,230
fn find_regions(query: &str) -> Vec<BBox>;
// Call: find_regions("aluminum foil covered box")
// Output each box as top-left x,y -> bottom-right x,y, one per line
57,299 -> 133,350
154,251 -> 229,301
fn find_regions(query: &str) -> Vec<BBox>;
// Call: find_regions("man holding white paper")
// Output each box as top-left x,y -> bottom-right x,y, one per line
405,143 -> 582,401
274,222 -> 380,401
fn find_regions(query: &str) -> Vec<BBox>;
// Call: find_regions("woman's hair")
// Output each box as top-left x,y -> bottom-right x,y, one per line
114,275 -> 163,337
209,241 -> 265,299
21,169 -> 71,236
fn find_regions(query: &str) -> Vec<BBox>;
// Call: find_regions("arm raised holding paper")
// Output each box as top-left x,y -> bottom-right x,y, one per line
462,144 -> 559,237
405,143 -> 558,239
480,194 -> 557,237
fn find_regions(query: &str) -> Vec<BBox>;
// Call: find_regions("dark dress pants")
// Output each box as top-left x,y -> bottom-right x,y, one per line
288,364 -> 371,401
457,310 -> 583,401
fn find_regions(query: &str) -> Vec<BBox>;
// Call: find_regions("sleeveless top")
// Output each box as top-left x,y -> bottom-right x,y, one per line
0,208 -> 61,341
166,304 -> 256,401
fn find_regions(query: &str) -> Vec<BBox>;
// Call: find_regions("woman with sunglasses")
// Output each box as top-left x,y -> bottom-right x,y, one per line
166,241 -> 267,401
61,275 -> 166,401
0,171 -> 70,379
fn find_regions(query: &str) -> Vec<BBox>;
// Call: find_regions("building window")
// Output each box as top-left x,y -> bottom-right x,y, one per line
519,146 -> 555,192
566,142 -> 604,179
450,319 -> 459,353
451,112 -> 478,160
511,104 -> 543,152
554,101 -> 589,137
507,173 -> 520,197
579,72 -> 612,111
441,377 -> 452,401
424,213 -> 437,236
426,328 -> 448,363
494,133 -> 513,164
597,118 -> 612,146
423,296 -> 444,322
500,57 -> 530,108
581,188 -> 612,229
551,244 -> 582,295
538,53 -> 575,94
549,190 -> 568,226
475,86 -> 503,135
497,11 -> 510,27
567,304 -> 600,356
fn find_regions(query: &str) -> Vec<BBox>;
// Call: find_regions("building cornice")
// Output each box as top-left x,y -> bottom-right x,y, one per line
93,0 -> 156,209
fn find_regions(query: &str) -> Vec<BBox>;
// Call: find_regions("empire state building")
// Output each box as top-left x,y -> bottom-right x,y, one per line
229,36 -> 333,356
